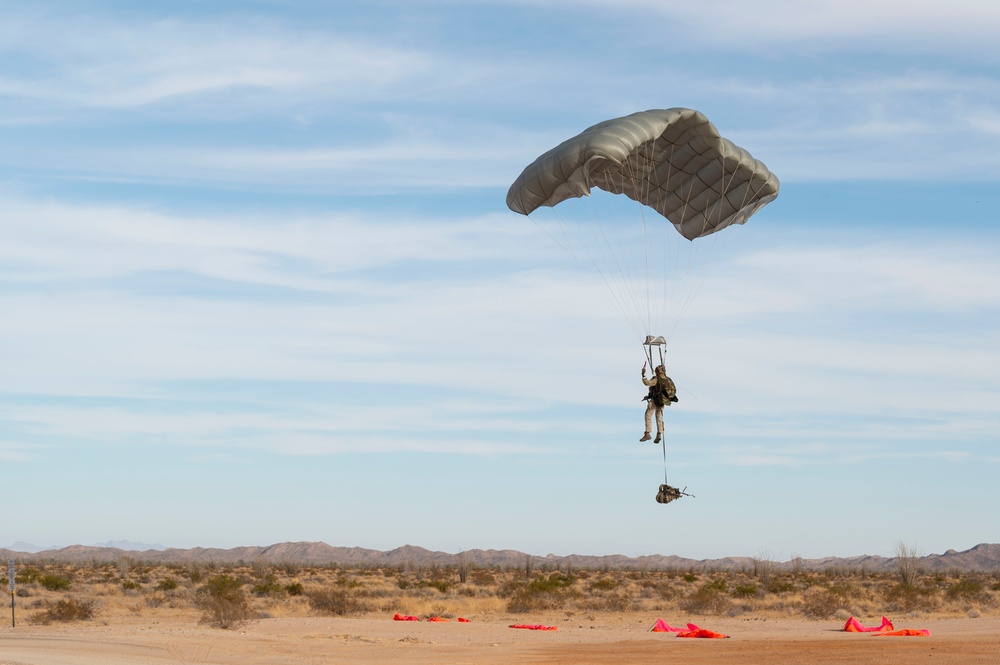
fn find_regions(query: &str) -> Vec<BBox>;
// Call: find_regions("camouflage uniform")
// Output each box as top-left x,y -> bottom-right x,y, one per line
642,366 -> 676,438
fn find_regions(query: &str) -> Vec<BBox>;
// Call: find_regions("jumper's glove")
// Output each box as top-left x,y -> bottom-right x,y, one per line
641,361 -> 647,377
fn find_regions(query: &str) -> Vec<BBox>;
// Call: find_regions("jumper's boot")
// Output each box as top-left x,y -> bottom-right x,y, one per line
639,431 -> 651,442
653,432 -> 662,444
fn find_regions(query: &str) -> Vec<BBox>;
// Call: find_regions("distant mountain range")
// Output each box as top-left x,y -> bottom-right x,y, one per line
2,542 -> 999,572
4,540 -> 166,553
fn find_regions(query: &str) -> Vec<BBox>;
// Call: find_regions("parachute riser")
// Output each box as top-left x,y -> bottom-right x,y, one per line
642,334 -> 666,369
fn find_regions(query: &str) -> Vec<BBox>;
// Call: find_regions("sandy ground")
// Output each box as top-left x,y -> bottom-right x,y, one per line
2,614 -> 999,665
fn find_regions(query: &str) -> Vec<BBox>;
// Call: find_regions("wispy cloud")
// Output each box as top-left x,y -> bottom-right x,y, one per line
535,0 -> 1000,54
2,4 -> 997,192
2,193 -> 998,468
0,12 -> 435,112
0,195 -> 541,285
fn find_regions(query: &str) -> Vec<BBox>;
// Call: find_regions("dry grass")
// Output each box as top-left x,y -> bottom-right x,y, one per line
5,561 -> 998,630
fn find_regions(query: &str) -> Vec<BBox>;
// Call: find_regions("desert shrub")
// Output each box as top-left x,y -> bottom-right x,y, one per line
947,578 -> 985,602
884,583 -> 938,613
122,580 -> 142,592
706,578 -> 727,592
39,574 -> 72,591
251,575 -> 284,597
801,579 -> 860,619
733,583 -> 758,599
32,598 -> 94,624
16,567 -> 41,584
196,574 -> 254,629
528,573 -> 573,593
894,542 -> 922,586
336,576 -> 361,589
582,592 -> 635,612
308,588 -> 365,616
284,582 -> 304,596
504,573 -> 577,613
642,581 -> 678,600
201,573 -> 244,595
827,581 -> 856,602
418,579 -> 451,593
683,573 -> 698,583
156,578 -> 179,591
457,556 -> 472,584
279,563 -> 300,576
679,584 -> 731,615
752,553 -> 776,587
145,593 -> 168,607
471,570 -> 496,586
506,587 -> 563,613
589,578 -> 619,592
767,579 -> 795,594
801,588 -> 842,619
727,603 -> 752,617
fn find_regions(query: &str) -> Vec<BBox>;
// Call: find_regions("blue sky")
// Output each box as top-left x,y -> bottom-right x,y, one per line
2,0 -> 998,560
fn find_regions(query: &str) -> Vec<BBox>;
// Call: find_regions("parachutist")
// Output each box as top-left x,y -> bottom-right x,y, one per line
641,364 -> 676,443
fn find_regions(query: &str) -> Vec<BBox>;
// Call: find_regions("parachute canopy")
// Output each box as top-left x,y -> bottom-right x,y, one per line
506,108 -> 779,241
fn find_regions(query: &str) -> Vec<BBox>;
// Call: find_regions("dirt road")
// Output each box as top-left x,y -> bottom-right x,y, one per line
2,615 -> 997,664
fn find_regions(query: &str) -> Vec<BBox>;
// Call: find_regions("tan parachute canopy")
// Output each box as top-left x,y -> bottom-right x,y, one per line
506,108 -> 779,241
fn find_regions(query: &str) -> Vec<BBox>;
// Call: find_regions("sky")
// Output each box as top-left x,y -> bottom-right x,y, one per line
1,0 -> 998,561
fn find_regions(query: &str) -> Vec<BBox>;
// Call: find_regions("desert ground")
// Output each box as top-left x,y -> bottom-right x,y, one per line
3,614 -> 1000,665
2,561 -> 998,664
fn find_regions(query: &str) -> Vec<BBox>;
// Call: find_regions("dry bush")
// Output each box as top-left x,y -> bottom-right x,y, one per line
884,583 -> 939,613
505,586 -> 562,613
943,577 -> 995,613
581,592 -> 636,612
946,578 -> 988,603
752,551 -> 776,588
307,588 -> 366,616
639,579 -> 678,601
588,578 -> 619,592
894,541 -> 922,586
503,572 -> 578,613
38,573 -> 72,591
679,583 -> 731,616
198,594 -> 255,629
471,570 -> 496,586
156,577 -> 179,592
31,598 -> 95,624
145,592 -> 168,608
196,574 -> 255,629
801,588 -> 844,619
